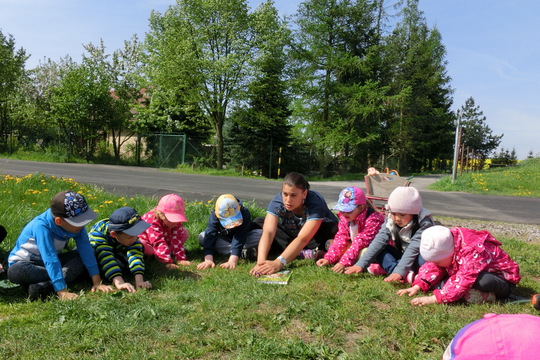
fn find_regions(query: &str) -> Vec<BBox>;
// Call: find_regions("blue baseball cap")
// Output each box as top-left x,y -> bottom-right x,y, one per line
108,207 -> 150,236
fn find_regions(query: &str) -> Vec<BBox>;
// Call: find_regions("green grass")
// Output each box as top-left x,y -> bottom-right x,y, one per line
429,157 -> 540,197
1,172 -> 539,359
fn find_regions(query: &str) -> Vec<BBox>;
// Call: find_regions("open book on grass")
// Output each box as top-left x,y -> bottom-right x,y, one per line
257,270 -> 292,285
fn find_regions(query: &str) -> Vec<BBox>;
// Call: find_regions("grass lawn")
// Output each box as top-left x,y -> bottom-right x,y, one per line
1,171 -> 539,359
429,157 -> 540,197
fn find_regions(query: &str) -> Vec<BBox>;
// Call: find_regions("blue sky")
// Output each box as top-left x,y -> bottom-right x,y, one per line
1,0 -> 538,159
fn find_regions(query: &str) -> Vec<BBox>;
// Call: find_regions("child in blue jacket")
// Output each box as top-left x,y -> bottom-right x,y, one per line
7,191 -> 113,300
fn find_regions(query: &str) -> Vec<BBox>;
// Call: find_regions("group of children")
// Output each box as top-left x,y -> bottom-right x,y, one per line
1,171 -> 524,308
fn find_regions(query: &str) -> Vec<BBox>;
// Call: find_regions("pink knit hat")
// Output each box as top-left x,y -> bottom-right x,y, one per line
420,225 -> 454,262
443,313 -> 540,360
157,194 -> 187,223
386,186 -> 422,215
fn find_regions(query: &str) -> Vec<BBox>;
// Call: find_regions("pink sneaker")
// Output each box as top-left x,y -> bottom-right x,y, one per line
367,263 -> 386,275
298,249 -> 314,259
405,271 -> 417,284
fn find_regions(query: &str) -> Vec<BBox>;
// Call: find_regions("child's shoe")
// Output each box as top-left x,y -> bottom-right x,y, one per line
405,271 -> 417,284
298,249 -> 314,259
324,240 -> 333,251
241,247 -> 258,261
532,294 -> 540,310
28,281 -> 54,301
314,250 -> 326,261
464,289 -> 496,304
367,263 -> 386,275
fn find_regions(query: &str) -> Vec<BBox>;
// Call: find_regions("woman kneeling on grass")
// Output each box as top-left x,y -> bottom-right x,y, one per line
249,172 -> 338,277
397,225 -> 521,306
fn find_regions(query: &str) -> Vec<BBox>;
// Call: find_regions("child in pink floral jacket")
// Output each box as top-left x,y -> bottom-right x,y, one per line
138,194 -> 190,270
316,186 -> 385,273
398,225 -> 521,306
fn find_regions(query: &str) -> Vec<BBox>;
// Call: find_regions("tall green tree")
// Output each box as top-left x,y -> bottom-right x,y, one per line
228,0 -> 292,177
291,0 -> 385,175
10,57 -> 70,150
383,0 -> 454,172
0,30 -> 28,152
145,0 -> 254,168
459,96 -> 502,160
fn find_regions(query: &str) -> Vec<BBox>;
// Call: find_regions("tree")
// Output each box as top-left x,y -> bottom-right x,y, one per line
0,30 -> 28,152
491,147 -> 517,166
291,0 -> 386,175
145,0 -> 254,169
228,0 -> 292,177
459,96 -> 502,161
383,0 -> 454,172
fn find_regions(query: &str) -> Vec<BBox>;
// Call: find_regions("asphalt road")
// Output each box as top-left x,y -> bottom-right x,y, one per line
1,158 -> 538,225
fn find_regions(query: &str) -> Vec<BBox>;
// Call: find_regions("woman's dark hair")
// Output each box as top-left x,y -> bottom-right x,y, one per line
392,214 -> 420,253
283,172 -> 310,191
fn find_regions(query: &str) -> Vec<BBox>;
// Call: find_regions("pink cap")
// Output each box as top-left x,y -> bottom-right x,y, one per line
443,313 -> 540,359
157,194 -> 187,223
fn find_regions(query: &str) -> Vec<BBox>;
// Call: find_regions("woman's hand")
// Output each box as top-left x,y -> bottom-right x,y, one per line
250,260 -> 283,277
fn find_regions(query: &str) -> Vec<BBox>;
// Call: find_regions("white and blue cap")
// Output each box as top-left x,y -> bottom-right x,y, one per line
215,194 -> 243,229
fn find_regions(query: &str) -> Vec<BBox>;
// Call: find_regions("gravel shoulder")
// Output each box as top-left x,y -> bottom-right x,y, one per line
312,175 -> 540,243
434,217 -> 540,243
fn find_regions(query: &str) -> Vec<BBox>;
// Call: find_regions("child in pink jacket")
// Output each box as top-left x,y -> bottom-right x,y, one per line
398,225 -> 521,306
138,194 -> 190,270
316,186 -> 385,273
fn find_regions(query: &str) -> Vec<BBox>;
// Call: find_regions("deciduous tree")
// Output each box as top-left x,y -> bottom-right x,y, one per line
145,0 -> 254,168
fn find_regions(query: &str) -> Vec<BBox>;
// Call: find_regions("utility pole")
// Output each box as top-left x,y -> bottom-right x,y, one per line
452,110 -> 462,183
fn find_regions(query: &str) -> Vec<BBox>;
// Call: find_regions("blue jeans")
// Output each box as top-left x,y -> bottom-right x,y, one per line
376,245 -> 425,274
7,250 -> 86,286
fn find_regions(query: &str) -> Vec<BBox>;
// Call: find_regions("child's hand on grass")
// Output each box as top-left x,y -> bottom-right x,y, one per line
165,263 -> 180,270
220,261 -> 237,270
316,259 -> 330,267
57,289 -> 79,300
177,260 -> 191,266
136,280 -> 152,290
397,285 -> 421,297
332,263 -> 346,273
197,260 -> 215,270
410,295 -> 437,307
92,283 -> 114,294
344,265 -> 363,274
383,273 -> 403,282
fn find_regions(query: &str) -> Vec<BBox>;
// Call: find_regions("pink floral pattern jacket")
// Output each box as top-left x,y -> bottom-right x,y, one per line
414,227 -> 521,304
138,211 -> 189,264
323,209 -> 385,267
